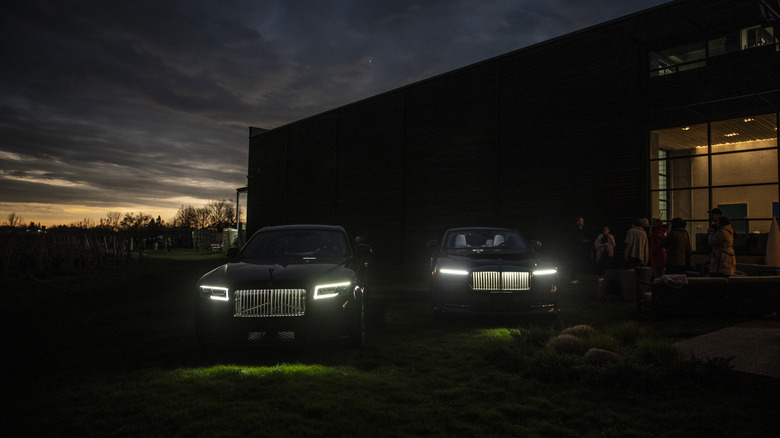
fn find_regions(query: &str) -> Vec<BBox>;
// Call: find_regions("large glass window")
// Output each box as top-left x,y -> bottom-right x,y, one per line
657,149 -> 668,221
650,24 -> 778,77
649,41 -> 706,77
649,113 -> 779,255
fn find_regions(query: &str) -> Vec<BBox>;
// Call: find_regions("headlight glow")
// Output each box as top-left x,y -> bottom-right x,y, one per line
532,269 -> 557,276
200,285 -> 229,301
313,282 -> 351,299
439,268 -> 470,276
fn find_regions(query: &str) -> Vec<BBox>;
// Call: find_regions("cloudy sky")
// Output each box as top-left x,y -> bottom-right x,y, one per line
1,0 -> 668,227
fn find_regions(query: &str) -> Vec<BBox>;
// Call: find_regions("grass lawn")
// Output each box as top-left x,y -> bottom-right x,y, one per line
2,250 -> 779,437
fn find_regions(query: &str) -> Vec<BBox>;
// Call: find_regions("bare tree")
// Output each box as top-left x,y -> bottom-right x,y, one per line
70,217 -> 96,229
102,211 -> 122,231
120,212 -> 152,230
194,207 -> 211,229
173,204 -> 198,228
4,212 -> 23,227
207,199 -> 236,229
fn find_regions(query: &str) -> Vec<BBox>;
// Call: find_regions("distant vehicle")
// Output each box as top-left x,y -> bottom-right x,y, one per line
429,227 -> 558,317
209,243 -> 222,251
195,224 -> 370,347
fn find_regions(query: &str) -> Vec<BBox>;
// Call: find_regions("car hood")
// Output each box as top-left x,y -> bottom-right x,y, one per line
442,251 -> 548,270
198,259 -> 353,288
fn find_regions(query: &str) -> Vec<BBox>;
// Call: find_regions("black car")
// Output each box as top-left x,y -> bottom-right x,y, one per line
429,227 -> 558,317
195,224 -> 370,347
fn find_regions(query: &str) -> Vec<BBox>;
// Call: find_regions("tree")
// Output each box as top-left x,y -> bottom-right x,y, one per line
70,217 -> 96,229
194,207 -> 210,229
173,205 -> 198,228
101,211 -> 122,231
120,212 -> 153,230
207,199 -> 236,229
4,212 -> 23,227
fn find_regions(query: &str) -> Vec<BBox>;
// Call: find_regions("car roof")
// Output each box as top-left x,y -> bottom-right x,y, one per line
258,224 -> 346,233
445,227 -> 513,233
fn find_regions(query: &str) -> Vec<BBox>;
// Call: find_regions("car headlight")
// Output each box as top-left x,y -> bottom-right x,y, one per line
532,269 -> 557,276
313,282 -> 352,299
439,268 -> 469,276
200,285 -> 229,301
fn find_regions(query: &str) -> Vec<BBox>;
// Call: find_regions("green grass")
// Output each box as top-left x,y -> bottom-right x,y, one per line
2,252 -> 778,437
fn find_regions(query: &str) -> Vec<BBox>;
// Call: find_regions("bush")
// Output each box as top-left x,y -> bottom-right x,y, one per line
605,321 -> 650,347
583,348 -> 622,366
561,324 -> 597,340
510,324 -> 554,348
635,337 -> 686,368
584,333 -> 623,354
548,334 -> 588,355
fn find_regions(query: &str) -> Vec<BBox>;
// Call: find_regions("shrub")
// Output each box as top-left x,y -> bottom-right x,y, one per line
635,337 -> 686,368
605,321 -> 649,347
548,334 -> 588,356
561,324 -> 597,340
511,324 -> 554,348
528,348 -> 586,382
583,348 -> 622,366
584,333 -> 622,354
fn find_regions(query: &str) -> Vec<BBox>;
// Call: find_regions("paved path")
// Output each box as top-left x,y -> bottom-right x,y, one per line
675,316 -> 780,378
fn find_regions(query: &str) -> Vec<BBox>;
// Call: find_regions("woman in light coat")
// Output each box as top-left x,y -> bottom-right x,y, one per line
624,219 -> 649,268
594,226 -> 616,275
708,216 -> 736,277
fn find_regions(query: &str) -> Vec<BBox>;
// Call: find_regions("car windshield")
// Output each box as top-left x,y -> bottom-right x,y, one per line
443,229 -> 530,253
241,229 -> 351,260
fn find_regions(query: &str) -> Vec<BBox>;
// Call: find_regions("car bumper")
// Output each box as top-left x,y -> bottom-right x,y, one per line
433,287 -> 558,316
196,297 -> 359,345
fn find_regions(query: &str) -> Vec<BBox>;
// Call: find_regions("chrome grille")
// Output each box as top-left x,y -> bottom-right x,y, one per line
234,289 -> 306,317
472,271 -> 530,291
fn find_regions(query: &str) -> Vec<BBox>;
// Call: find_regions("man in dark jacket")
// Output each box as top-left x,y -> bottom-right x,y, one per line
661,218 -> 692,274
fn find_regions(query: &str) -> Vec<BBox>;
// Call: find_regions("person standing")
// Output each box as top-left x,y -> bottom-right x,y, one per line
593,226 -> 616,275
624,219 -> 649,268
708,216 -> 736,277
570,216 -> 591,284
707,208 -> 722,234
648,218 -> 667,278
662,218 -> 692,274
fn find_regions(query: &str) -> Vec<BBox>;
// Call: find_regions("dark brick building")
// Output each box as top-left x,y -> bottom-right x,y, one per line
246,0 -> 780,266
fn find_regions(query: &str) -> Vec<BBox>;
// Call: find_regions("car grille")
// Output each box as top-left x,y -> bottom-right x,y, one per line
472,271 -> 530,291
234,289 -> 306,317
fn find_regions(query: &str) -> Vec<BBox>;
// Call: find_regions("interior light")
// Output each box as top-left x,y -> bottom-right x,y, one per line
724,132 -> 739,137
682,127 -> 690,131
744,118 -> 754,122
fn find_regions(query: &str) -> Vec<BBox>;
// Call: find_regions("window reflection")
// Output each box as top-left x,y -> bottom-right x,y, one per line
650,24 -> 778,77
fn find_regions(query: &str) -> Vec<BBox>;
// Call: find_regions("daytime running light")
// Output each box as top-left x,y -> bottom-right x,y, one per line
201,285 -> 229,301
532,269 -> 557,276
439,268 -> 470,276
313,282 -> 351,299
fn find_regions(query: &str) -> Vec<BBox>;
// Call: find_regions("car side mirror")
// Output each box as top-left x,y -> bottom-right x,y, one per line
530,240 -> 543,249
427,239 -> 439,249
226,247 -> 240,259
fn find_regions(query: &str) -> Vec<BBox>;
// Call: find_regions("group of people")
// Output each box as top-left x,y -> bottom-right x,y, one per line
572,209 -> 736,282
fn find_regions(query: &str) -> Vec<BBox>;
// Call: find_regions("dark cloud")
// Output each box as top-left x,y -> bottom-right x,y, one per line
0,0 -> 668,225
